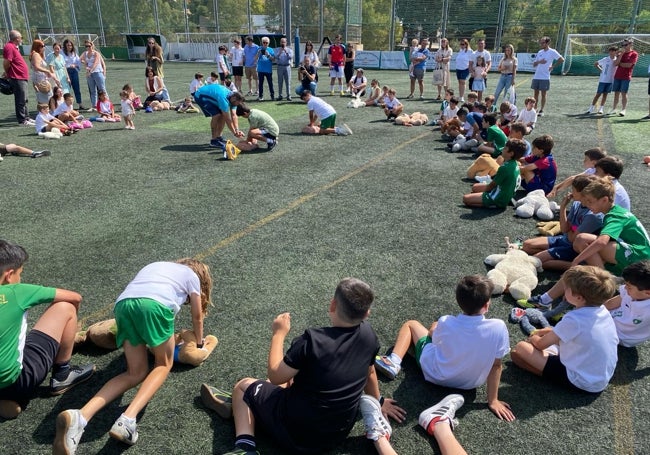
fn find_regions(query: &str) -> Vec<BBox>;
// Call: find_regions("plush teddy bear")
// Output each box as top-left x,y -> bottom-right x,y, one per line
75,319 -> 218,367
536,220 -> 562,236
394,112 -> 429,126
38,127 -> 63,139
484,247 -> 543,300
347,93 -> 365,109
467,153 -> 500,179
514,189 -> 560,220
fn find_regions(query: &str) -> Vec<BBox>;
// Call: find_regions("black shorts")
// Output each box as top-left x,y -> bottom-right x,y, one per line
232,66 -> 244,77
219,72 -> 226,82
243,380 -> 345,454
542,355 -> 582,392
0,330 -> 59,408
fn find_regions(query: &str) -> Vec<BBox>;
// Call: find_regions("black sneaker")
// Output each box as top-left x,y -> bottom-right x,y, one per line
32,150 -> 51,158
50,364 -> 96,395
209,137 -> 226,149
267,139 -> 277,151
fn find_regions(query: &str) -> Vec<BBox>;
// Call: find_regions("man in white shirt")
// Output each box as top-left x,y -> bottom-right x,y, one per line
531,36 -> 565,116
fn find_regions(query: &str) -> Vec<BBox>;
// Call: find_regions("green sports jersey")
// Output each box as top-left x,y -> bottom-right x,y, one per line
601,205 -> 650,273
483,159 -> 519,208
0,283 -> 56,388
248,109 -> 280,138
487,125 -> 508,155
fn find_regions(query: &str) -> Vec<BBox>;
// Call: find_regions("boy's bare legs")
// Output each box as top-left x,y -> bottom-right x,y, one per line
374,435 -> 398,455
32,301 -> 79,364
392,320 -> 430,358
431,421 -> 468,455
520,167 -> 535,183
510,341 -> 548,376
522,237 -> 550,255
232,378 -> 257,437
463,192 -> 486,207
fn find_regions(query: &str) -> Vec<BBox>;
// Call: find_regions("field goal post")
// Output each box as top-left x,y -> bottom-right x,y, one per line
38,33 -> 99,50
169,32 -> 240,62
562,34 -> 650,75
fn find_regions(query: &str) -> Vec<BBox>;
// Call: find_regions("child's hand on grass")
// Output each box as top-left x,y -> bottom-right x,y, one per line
488,399 -> 515,421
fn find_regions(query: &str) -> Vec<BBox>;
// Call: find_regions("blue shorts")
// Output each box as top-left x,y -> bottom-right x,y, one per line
456,68 -> 470,80
531,79 -> 550,91
194,91 -> 223,117
596,82 -> 612,94
613,78 -> 631,93
547,235 -> 578,261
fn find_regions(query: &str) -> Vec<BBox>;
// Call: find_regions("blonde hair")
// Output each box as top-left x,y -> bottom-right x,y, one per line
176,258 -> 213,315
581,177 -> 615,202
562,265 -> 616,306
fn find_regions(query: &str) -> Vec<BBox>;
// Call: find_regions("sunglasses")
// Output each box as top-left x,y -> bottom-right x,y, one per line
85,45 -> 91,48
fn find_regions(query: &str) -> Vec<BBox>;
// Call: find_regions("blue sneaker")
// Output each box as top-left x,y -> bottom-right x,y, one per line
209,137 -> 226,149
516,294 -> 552,309
374,355 -> 400,380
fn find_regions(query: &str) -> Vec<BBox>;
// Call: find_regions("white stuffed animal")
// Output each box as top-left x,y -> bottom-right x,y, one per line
38,127 -> 63,139
514,189 -> 560,220
484,248 -> 543,300
347,93 -> 365,109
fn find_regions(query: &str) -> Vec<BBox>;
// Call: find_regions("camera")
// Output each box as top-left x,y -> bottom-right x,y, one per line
299,65 -> 306,72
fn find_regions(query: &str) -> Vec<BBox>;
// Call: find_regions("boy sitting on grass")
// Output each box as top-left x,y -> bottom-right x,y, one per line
548,147 -> 607,197
206,278 -> 404,454
0,240 -> 95,419
463,138 -> 527,209
375,275 -> 515,421
511,265 -> 618,393
474,112 -> 508,156
606,260 -> 650,347
235,104 -> 279,152
519,134 -> 557,195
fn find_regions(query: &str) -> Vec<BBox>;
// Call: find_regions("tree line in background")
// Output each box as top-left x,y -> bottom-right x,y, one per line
2,0 -> 649,51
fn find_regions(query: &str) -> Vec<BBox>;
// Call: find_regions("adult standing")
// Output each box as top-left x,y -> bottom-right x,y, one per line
344,42 -> 356,88
328,35 -> 346,95
610,38 -> 638,117
469,39 -> 492,91
193,84 -> 245,150
275,37 -> 293,101
243,36 -> 259,97
62,39 -> 85,110
145,37 -> 170,103
407,37 -> 429,100
531,36 -> 564,117
455,39 -> 473,101
2,30 -> 34,125
47,42 -> 71,95
29,40 -> 54,105
229,38 -> 245,92
494,44 -> 517,104
434,38 -> 452,100
255,37 -> 275,101
80,40 -> 106,111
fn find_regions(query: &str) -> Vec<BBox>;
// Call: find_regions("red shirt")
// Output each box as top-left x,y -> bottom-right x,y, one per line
614,50 -> 638,81
328,44 -> 345,65
3,41 -> 29,80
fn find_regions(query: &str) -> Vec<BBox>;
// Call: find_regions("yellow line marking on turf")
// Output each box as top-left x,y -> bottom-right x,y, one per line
79,131 -> 430,325
194,132 -> 430,261
600,113 -> 634,455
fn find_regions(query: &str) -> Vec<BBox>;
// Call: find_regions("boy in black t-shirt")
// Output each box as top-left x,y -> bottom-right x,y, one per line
204,277 -> 405,454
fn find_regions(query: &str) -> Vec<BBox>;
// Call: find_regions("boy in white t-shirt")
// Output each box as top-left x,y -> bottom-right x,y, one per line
375,275 -> 515,421
587,46 -> 618,114
299,90 -> 352,136
53,93 -> 82,123
606,260 -> 650,347
515,97 -> 537,134
512,265 -> 618,393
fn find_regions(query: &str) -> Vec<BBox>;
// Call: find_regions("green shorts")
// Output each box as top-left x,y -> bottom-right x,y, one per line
414,336 -> 432,366
608,243 -> 650,276
481,191 -> 499,208
114,297 -> 175,348
320,114 -> 336,129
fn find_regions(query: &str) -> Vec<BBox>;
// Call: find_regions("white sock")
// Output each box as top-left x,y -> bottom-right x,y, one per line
79,413 -> 88,428
330,85 -> 334,91
120,413 -> 136,424
388,352 -> 402,369
266,138 -> 273,144
540,293 -> 553,305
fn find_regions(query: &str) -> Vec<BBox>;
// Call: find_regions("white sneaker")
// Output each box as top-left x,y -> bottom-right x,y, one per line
53,409 -> 85,455
335,126 -> 350,136
452,143 -> 462,153
619,109 -> 626,117
475,174 -> 492,184
359,395 -> 392,441
342,123 -> 353,135
607,109 -> 617,116
597,107 -> 604,115
109,414 -> 139,445
419,394 -> 464,434
586,106 -> 594,114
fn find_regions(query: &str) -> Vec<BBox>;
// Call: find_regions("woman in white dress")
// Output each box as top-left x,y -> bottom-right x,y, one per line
434,38 -> 453,100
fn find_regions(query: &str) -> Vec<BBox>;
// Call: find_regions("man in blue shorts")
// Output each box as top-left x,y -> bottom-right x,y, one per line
193,84 -> 245,150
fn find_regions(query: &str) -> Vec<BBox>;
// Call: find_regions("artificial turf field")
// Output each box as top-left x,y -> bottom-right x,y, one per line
1,61 -> 650,455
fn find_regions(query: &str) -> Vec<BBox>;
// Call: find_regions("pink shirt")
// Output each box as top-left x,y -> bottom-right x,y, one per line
3,42 -> 29,80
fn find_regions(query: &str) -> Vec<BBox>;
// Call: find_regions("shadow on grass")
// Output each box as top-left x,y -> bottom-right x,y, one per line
459,207 -> 508,220
611,346 -> 650,385
160,144 -> 215,153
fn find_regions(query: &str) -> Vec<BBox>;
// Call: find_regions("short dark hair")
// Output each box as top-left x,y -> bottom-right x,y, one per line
584,147 -> 607,162
506,138 -> 528,159
235,104 -> 251,116
622,261 -> 650,291
509,122 -> 527,135
475,102 -> 487,113
229,92 -> 245,104
457,108 -> 469,118
483,112 -> 498,126
455,275 -> 493,315
0,240 -> 28,275
449,96 -> 459,105
595,156 -> 624,179
572,174 -> 597,192
300,89 -> 312,99
562,265 -> 616,306
334,277 -> 374,323
532,134 -> 554,155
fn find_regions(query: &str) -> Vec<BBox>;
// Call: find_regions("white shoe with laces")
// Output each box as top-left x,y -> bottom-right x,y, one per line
359,395 -> 392,441
418,394 -> 464,435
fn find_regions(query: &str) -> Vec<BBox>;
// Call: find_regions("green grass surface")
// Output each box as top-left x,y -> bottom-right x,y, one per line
1,62 -> 650,454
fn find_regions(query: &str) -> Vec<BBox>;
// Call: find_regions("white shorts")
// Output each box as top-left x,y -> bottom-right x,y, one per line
329,65 -> 344,78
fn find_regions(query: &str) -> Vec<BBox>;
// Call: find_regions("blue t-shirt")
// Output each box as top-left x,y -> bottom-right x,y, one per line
466,112 -> 484,127
194,83 -> 234,114
256,46 -> 275,73
243,43 -> 259,67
